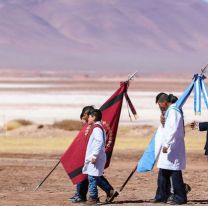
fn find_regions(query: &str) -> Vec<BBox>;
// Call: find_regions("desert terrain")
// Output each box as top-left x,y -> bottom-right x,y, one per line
0,73 -> 208,205
0,124 -> 208,206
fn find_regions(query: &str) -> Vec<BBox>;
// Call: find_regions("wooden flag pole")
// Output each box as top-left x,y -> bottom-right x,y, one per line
118,164 -> 137,193
106,165 -> 138,203
110,72 -> 138,195
34,160 -> 60,191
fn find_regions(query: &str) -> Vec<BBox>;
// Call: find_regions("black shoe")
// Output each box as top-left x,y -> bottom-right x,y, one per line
167,200 -> 186,205
72,196 -> 86,203
168,201 -> 180,205
167,194 -> 174,202
69,193 -> 79,201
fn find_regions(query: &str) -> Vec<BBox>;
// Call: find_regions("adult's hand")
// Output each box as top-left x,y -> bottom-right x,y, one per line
91,158 -> 96,164
190,121 -> 198,130
162,147 -> 168,153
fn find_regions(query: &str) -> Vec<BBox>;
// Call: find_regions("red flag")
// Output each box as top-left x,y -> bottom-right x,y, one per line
60,124 -> 90,184
60,82 -> 136,184
100,82 -> 127,168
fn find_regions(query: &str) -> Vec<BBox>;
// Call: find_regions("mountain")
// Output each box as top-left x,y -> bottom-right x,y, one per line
0,0 -> 208,73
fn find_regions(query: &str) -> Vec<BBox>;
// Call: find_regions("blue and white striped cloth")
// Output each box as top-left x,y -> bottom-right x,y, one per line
137,74 -> 208,173
201,75 -> 208,109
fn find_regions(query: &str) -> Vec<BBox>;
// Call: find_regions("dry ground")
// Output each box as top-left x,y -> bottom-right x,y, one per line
0,152 -> 208,206
0,126 -> 208,206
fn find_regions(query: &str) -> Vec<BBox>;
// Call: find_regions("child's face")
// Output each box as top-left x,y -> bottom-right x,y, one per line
81,118 -> 87,125
81,112 -> 89,124
88,115 -> 96,125
158,101 -> 168,112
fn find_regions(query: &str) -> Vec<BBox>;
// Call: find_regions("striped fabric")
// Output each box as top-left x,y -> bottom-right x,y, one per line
137,73 -> 208,173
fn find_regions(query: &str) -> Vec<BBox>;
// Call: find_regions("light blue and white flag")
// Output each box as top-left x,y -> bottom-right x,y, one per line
137,129 -> 163,172
192,74 -> 208,114
175,79 -> 195,109
137,75 -> 197,173
194,76 -> 202,114
201,76 -> 208,109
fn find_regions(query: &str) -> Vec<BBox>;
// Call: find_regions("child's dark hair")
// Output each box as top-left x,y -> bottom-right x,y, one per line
89,109 -> 102,122
167,94 -> 178,104
156,92 -> 168,103
80,105 -> 95,120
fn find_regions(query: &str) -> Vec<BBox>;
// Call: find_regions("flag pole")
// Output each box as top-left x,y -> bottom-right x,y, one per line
118,165 -> 137,192
201,64 -> 208,76
109,72 -> 138,194
34,160 -> 60,191
108,164 -> 137,202
127,71 -> 137,82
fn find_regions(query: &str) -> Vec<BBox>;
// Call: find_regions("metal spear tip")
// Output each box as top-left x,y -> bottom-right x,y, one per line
127,71 -> 138,81
201,64 -> 208,75
34,185 -> 40,191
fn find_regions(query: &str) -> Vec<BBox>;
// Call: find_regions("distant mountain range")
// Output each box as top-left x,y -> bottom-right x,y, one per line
0,0 -> 208,73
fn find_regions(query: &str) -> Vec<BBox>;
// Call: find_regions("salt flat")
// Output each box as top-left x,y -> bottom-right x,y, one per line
0,88 -> 207,126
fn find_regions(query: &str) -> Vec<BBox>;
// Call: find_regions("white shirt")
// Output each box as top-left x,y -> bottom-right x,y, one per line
157,104 -> 186,170
82,121 -> 106,176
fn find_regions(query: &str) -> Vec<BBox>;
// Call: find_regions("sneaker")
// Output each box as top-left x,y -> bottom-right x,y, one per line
184,183 -> 191,194
72,196 -> 86,203
106,190 -> 119,203
69,193 -> 79,201
167,194 -> 174,203
167,200 -> 186,205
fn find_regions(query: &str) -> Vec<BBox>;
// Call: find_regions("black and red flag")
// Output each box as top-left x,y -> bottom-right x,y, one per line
60,81 -> 137,184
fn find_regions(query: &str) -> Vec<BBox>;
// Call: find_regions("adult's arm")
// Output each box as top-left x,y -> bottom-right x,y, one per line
199,122 -> 208,132
198,122 -> 208,155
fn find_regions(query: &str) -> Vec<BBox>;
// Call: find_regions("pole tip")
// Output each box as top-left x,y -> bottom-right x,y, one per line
34,185 -> 40,192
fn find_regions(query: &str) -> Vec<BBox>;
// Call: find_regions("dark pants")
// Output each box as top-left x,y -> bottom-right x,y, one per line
155,169 -> 187,204
77,176 -> 113,200
97,175 -> 114,196
77,179 -> 88,200
88,175 -> 114,200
